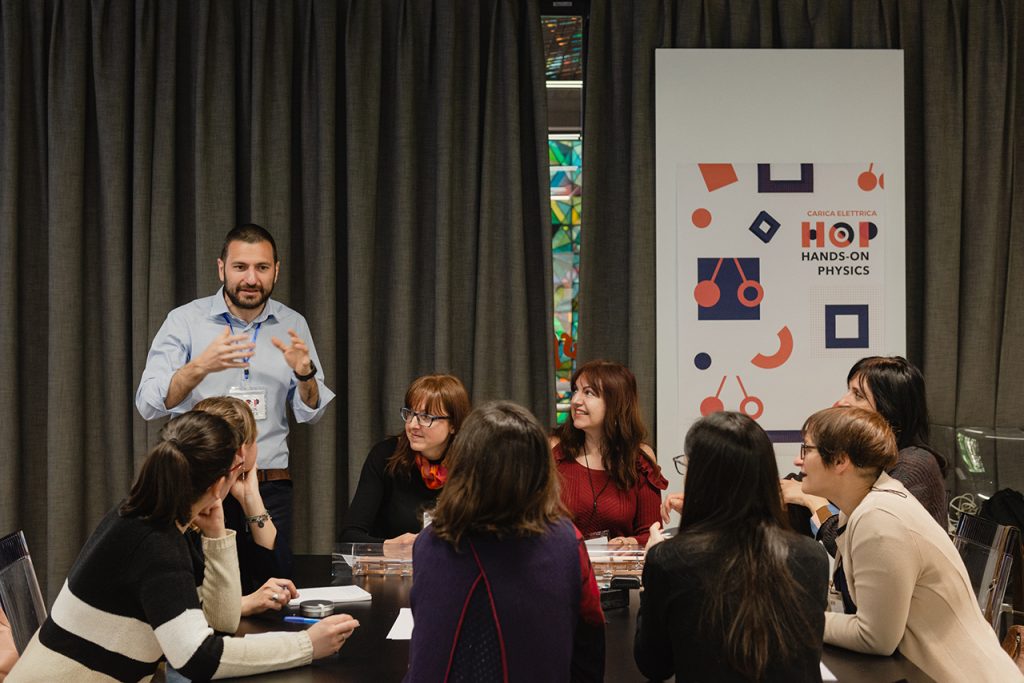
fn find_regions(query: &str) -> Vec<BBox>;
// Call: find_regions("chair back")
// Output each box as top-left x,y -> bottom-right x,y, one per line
953,513 -> 1018,629
0,531 -> 47,653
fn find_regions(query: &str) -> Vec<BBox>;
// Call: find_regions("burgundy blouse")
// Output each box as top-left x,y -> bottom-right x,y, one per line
554,444 -> 668,545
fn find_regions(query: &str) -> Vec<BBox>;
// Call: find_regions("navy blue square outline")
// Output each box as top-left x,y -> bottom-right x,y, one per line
749,210 -> 781,244
825,304 -> 869,348
757,163 -> 814,193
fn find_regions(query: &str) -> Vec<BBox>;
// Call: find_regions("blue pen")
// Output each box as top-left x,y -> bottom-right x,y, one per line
283,616 -> 321,625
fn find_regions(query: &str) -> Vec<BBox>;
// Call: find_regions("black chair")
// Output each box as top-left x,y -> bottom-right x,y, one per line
0,530 -> 47,654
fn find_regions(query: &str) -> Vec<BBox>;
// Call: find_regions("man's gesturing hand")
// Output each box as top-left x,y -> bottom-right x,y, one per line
194,325 -> 256,375
271,329 -> 313,375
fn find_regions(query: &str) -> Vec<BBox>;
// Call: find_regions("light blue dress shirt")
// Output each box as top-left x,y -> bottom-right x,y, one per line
135,288 -> 335,469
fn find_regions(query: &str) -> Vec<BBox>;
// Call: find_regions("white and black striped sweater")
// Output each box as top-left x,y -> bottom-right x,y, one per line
9,507 -> 313,681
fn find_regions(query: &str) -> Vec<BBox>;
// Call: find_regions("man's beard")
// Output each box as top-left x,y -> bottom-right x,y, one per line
225,282 -> 273,310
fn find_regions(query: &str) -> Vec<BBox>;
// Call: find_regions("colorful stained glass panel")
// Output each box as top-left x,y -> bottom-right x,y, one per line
549,136 -> 582,418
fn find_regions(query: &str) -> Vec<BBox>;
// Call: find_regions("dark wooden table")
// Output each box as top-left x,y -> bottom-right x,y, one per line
224,556 -> 924,682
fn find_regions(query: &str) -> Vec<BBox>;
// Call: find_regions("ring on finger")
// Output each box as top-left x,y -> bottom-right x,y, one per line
271,593 -> 279,602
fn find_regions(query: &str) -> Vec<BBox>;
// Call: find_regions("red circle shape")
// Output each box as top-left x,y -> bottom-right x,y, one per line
740,395 -> 764,420
737,280 -> 764,307
694,280 -> 721,308
700,396 -> 725,416
858,171 -> 877,192
692,208 -> 712,229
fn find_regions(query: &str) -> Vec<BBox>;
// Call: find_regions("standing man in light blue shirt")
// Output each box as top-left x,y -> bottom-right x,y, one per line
136,224 -> 335,578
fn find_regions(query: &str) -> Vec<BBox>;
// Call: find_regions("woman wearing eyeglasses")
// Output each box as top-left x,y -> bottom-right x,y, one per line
340,374 -> 471,546
551,360 -> 667,547
8,411 -> 358,681
800,407 -> 1021,681
636,411 -> 827,682
781,356 -> 947,555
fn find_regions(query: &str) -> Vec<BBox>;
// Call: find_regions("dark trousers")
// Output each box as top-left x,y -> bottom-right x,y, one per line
259,479 -> 294,580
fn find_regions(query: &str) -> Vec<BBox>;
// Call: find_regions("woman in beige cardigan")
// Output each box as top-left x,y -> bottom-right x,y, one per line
799,406 -> 1021,682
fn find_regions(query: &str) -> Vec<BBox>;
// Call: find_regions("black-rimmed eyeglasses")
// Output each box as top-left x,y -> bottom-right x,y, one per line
672,454 -> 688,477
400,407 -> 450,428
799,443 -> 819,459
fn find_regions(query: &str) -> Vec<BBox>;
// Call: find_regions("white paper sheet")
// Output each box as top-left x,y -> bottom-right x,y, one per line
387,608 -> 414,640
286,585 -> 372,606
820,661 -> 838,681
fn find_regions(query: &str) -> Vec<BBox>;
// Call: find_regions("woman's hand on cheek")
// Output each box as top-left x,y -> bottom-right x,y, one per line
192,496 -> 227,538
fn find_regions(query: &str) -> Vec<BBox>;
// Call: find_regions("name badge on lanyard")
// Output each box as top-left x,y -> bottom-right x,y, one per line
224,314 -> 269,421
827,587 -> 846,614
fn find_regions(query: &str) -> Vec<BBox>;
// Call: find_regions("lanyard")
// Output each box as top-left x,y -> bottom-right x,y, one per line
222,314 -> 261,383
832,525 -> 857,614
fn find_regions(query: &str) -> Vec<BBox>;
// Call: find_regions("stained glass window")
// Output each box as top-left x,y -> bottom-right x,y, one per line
542,16 -> 583,81
544,12 -> 584,422
550,135 -> 581,422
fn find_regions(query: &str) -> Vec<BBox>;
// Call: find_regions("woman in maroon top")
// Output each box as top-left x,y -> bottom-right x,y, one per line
551,360 -> 667,546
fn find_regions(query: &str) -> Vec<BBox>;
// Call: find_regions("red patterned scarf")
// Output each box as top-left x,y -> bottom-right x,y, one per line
415,454 -> 448,490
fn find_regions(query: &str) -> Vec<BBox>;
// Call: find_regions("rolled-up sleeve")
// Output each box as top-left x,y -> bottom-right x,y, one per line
136,313 -> 192,420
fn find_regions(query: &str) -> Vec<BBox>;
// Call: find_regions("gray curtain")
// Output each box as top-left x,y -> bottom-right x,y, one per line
0,0 -> 553,601
578,0 -> 1024,447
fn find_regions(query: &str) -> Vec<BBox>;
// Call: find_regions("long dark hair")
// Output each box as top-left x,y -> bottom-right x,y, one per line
674,412 -> 818,680
431,401 -> 566,548
847,356 -> 947,475
120,411 -> 239,527
384,374 -> 471,478
552,359 -> 659,489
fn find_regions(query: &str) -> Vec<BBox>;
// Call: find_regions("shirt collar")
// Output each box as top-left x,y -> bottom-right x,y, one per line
209,286 -> 279,326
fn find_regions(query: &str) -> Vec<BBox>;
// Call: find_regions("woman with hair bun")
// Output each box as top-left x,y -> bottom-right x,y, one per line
551,360 -> 667,546
800,407 -> 1021,681
8,411 -> 358,682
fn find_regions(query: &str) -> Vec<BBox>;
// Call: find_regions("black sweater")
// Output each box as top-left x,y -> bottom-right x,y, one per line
635,529 -> 828,682
339,437 -> 441,543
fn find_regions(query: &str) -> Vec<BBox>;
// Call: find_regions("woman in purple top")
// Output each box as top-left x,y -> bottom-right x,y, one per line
406,401 -> 605,683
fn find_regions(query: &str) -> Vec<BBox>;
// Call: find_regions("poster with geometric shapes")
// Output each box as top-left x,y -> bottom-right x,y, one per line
677,161 -> 892,441
655,50 -> 905,496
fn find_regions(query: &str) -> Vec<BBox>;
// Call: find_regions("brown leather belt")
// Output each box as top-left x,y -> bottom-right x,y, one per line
256,468 -> 290,482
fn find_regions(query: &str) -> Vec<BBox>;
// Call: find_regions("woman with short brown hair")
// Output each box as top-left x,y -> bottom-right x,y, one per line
800,407 -> 1021,681
783,356 -> 948,555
